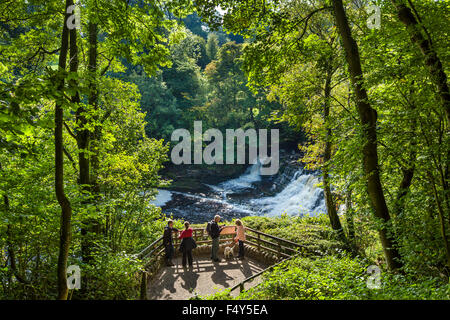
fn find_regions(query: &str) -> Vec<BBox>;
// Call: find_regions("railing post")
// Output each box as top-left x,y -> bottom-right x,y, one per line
140,271 -> 147,300
277,240 -> 281,259
257,233 -> 261,253
239,283 -> 244,293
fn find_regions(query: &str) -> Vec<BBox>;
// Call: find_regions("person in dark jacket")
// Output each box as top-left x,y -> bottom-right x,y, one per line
179,221 -> 196,268
210,215 -> 224,262
163,219 -> 179,267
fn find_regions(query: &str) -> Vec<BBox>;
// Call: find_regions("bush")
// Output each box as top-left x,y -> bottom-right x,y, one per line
72,249 -> 143,300
240,215 -> 345,254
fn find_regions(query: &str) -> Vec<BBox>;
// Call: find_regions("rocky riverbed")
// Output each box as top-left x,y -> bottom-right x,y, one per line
154,151 -> 326,223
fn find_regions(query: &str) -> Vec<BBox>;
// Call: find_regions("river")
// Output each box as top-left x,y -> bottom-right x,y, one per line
151,160 -> 327,224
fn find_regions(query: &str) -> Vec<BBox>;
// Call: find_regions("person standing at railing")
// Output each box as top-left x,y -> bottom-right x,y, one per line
163,219 -> 179,267
178,221 -> 196,268
208,215 -> 224,262
234,219 -> 246,260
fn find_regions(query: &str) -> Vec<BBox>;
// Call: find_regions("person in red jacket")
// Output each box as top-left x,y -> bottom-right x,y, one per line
178,221 -> 196,268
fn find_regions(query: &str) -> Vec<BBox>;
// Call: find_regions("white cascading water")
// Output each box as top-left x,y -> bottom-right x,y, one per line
151,161 -> 326,219
205,161 -> 262,197
252,170 -> 326,216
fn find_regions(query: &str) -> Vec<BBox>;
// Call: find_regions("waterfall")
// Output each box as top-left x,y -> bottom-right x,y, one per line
252,171 -> 326,216
151,160 -> 326,222
206,161 -> 262,194
208,161 -> 326,217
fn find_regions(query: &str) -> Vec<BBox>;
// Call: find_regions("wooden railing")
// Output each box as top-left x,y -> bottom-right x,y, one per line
229,253 -> 300,294
136,227 -> 236,268
136,226 -> 307,299
243,227 -> 307,258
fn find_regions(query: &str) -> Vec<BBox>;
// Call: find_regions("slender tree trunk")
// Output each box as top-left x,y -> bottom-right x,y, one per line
89,20 -> 101,233
393,104 -> 414,216
70,24 -> 87,198
332,0 -> 402,270
55,0 -> 72,300
428,172 -> 450,268
391,0 -> 450,217
390,0 -> 450,125
2,190 -> 29,285
392,166 -> 414,218
345,187 -> 355,242
322,63 -> 345,239
393,85 -> 417,217
6,224 -> 28,285
75,57 -> 90,199
79,21 -> 98,266
88,21 -> 99,200
79,21 -> 100,296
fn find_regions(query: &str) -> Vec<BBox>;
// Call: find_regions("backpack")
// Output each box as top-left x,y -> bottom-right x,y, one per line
206,221 -> 213,237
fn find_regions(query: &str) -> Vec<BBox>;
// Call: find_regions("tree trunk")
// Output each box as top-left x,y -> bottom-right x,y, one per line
392,166 -> 414,218
393,84 -> 417,218
78,22 -> 101,297
322,63 -> 345,240
2,190 -> 29,285
88,20 -> 99,200
390,0 -> 450,125
429,172 -> 450,268
345,187 -> 355,242
332,0 -> 402,271
80,20 -> 99,267
391,0 -> 449,217
70,20 -> 89,206
55,0 -> 73,300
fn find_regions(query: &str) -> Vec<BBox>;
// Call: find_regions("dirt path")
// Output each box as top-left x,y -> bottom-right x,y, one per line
147,255 -> 267,300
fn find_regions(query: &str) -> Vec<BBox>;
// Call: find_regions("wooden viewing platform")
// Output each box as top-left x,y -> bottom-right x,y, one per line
136,226 -> 308,299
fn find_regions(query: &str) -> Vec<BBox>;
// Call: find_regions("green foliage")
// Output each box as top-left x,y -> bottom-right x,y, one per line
236,254 -> 450,300
0,0 -> 181,300
75,249 -> 143,300
1,0 -> 450,301
240,215 -> 344,253
194,0 -> 450,278
204,253 -> 450,300
195,214 -> 449,301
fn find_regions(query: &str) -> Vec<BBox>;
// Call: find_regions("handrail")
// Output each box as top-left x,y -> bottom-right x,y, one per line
142,242 -> 165,260
229,253 -> 300,294
137,226 -> 306,264
245,227 -> 308,249
137,236 -> 163,259
137,226 -> 307,260
137,227 -> 209,259
244,240 -> 291,258
245,234 -> 298,253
